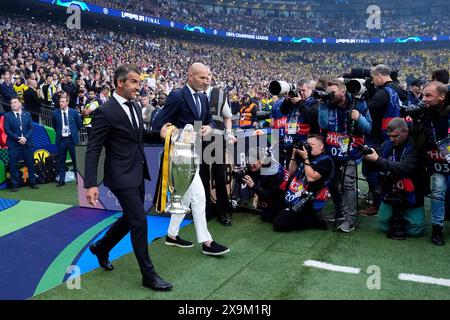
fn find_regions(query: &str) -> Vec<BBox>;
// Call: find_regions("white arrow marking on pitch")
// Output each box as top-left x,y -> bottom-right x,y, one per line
399,273 -> 450,287
304,260 -> 361,274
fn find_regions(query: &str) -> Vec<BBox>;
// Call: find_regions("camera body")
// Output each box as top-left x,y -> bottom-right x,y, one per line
400,101 -> 426,120
232,165 -> 248,182
293,141 -> 312,155
269,81 -> 298,97
313,90 -> 334,101
342,67 -> 391,100
358,144 -> 373,156
290,191 -> 314,214
344,68 -> 371,79
379,171 -> 407,205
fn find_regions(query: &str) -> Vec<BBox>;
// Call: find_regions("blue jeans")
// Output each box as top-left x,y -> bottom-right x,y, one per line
57,137 -> 77,183
431,173 -> 450,226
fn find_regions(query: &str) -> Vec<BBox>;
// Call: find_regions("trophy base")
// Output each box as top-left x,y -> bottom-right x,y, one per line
166,203 -> 191,215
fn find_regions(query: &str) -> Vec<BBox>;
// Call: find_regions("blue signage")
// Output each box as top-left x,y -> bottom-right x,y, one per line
39,0 -> 450,45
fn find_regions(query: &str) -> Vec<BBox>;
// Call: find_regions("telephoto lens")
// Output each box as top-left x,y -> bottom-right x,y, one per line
312,90 -> 334,101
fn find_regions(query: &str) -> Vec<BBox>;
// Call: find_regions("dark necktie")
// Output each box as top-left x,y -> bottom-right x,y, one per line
63,112 -> 68,126
16,112 -> 22,130
193,93 -> 201,118
125,101 -> 138,129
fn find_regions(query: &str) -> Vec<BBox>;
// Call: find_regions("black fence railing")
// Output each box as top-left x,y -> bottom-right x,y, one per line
0,100 -> 88,145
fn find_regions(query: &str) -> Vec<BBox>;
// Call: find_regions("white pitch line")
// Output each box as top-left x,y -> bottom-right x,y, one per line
399,273 -> 450,287
303,260 -> 361,274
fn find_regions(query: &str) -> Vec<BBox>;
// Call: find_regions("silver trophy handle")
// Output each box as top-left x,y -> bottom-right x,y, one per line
166,124 -> 199,214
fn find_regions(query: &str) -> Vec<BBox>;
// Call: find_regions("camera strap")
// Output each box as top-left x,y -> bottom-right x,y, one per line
391,144 -> 407,162
447,116 -> 450,138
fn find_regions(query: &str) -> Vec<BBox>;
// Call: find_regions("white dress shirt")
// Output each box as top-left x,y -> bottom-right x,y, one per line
60,108 -> 71,137
187,84 -> 202,116
113,91 -> 140,128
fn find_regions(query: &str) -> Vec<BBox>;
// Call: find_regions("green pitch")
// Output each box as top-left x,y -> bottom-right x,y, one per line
3,181 -> 448,300
31,189 -> 450,300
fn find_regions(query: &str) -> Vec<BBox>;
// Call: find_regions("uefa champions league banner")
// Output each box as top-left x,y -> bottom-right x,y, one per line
75,128 -> 274,212
76,145 -> 164,213
38,0 -> 450,45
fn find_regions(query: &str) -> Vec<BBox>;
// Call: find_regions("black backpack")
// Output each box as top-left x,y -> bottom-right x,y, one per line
34,154 -> 58,183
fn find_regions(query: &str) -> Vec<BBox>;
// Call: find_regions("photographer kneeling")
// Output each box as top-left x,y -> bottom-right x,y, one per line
239,148 -> 289,223
363,118 -> 425,240
273,135 -> 334,232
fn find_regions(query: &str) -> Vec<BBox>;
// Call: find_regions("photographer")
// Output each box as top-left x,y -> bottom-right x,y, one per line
239,148 -> 289,223
318,79 -> 372,233
361,65 -> 408,216
280,78 -> 320,164
273,135 -> 334,232
410,81 -> 450,245
363,118 -> 425,240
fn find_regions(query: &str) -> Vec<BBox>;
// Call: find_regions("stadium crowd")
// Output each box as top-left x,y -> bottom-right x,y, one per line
1,13 -> 449,109
89,0 -> 450,38
1,11 -> 450,247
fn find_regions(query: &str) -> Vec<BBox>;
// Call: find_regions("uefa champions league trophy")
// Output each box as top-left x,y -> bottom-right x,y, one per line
165,124 -> 199,214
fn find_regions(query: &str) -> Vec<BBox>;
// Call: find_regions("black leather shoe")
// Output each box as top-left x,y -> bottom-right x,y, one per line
431,224 -> 445,246
205,210 -> 215,221
30,184 -> 39,189
89,242 -> 114,271
56,181 -> 65,187
218,214 -> 232,226
387,216 -> 407,240
143,274 -> 173,291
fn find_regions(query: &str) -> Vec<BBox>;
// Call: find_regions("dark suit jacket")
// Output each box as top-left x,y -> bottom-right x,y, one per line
4,110 -> 34,148
154,85 -> 214,130
84,97 -> 154,189
24,87 -> 42,115
52,108 -> 82,145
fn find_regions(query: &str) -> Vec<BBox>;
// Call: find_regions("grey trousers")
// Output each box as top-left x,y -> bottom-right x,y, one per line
329,159 -> 358,221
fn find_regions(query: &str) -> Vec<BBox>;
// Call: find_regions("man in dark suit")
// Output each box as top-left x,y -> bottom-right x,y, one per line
52,95 -> 82,187
24,79 -> 42,123
155,62 -> 229,256
84,64 -> 172,291
4,97 -> 39,192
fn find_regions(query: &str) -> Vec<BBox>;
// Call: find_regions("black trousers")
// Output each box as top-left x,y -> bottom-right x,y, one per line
200,135 -> 230,218
260,203 -> 286,223
273,205 -> 326,232
97,182 -> 156,279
